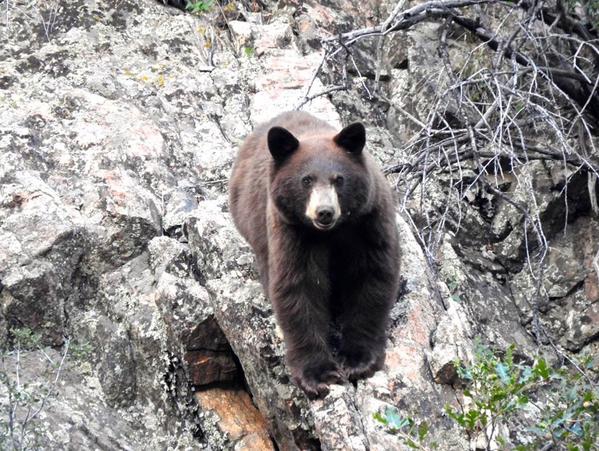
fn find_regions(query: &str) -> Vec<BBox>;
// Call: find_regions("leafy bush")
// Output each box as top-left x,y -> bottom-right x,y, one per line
374,344 -> 598,450
447,344 -> 598,450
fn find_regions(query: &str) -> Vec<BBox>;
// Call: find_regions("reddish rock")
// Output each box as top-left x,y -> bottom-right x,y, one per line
195,387 -> 275,451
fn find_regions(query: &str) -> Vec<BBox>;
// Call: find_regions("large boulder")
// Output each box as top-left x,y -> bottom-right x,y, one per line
1,0 -> 597,449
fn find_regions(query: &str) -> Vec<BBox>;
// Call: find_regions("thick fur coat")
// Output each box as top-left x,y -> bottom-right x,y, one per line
229,111 -> 400,397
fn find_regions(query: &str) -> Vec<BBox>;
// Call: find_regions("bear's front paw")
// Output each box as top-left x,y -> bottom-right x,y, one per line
291,361 -> 344,399
339,347 -> 383,382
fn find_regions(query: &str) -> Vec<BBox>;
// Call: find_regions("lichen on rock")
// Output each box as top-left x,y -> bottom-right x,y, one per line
1,0 -> 598,449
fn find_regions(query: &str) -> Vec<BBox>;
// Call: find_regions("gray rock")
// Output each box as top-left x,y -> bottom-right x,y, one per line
511,216 -> 599,350
1,0 -> 598,449
0,172 -> 87,346
96,318 -> 138,408
0,348 -> 200,450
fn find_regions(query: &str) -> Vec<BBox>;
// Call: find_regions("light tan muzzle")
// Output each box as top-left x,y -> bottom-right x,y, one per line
305,185 -> 341,230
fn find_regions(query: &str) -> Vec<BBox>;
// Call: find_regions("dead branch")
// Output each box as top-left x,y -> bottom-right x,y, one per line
323,0 -> 498,45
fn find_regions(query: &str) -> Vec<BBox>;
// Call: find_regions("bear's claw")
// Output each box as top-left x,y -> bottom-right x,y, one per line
293,363 -> 344,399
340,348 -> 383,382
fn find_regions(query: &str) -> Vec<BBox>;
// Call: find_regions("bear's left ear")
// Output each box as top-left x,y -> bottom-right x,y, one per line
334,122 -> 366,155
268,126 -> 299,163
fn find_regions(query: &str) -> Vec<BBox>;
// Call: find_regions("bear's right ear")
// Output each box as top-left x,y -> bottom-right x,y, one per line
268,127 -> 299,163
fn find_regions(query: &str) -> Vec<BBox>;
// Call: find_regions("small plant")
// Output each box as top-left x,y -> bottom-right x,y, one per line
222,1 -> 237,15
445,275 -> 462,303
530,354 -> 598,451
0,327 -> 71,450
374,406 -> 436,450
186,0 -> 215,14
243,46 -> 255,58
10,327 -> 42,350
446,344 -> 545,447
69,340 -> 93,363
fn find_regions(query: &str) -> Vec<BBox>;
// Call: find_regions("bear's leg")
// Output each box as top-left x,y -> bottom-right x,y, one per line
337,280 -> 394,381
272,282 -> 343,398
269,237 -> 342,398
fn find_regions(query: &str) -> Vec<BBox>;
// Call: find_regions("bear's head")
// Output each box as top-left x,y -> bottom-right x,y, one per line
268,122 -> 373,231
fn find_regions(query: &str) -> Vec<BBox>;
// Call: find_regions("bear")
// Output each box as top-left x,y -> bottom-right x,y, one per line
229,111 -> 400,398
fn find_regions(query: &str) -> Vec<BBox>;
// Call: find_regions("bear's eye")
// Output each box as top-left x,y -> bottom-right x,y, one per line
334,176 -> 344,187
301,176 -> 313,188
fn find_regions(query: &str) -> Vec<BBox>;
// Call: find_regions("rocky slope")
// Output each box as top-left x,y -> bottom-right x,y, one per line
0,0 -> 597,450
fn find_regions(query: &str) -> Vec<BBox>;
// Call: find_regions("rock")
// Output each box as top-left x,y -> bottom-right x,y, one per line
96,318 -> 138,408
185,350 -> 239,385
228,20 -> 256,47
2,0 -> 598,449
254,20 -> 294,53
428,299 -> 474,385
149,236 -> 215,352
195,387 -> 275,450
250,49 -> 341,126
510,216 -> 599,350
0,172 -> 87,346
0,348 -> 200,450
91,169 -> 162,269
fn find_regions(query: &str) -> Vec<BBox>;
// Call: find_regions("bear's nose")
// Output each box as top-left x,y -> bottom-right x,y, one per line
316,207 -> 334,225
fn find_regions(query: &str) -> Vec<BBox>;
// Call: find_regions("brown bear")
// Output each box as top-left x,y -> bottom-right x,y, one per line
229,111 -> 400,398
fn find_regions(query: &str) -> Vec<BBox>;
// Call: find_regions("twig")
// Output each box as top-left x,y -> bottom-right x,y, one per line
20,338 -> 70,440
295,86 -> 347,110
593,247 -> 599,285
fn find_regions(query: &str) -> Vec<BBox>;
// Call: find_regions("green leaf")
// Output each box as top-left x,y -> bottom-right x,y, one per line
186,0 -> 214,13
373,412 -> 388,426
519,365 -> 534,383
380,407 -> 411,431
459,367 -> 473,381
495,362 -> 510,385
418,422 -> 429,441
406,439 -> 419,449
571,423 -> 583,437
464,410 -> 480,430
445,405 -> 466,427
450,294 -> 462,303
505,344 -> 515,367
534,358 -> 551,380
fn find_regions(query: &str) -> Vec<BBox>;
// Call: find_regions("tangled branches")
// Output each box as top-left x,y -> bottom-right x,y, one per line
303,0 -> 599,258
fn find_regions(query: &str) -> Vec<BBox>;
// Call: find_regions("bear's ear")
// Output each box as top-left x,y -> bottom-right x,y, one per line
334,122 -> 366,155
268,127 -> 299,163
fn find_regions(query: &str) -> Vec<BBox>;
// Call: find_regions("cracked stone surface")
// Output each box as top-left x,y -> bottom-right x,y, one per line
1,0 -> 598,450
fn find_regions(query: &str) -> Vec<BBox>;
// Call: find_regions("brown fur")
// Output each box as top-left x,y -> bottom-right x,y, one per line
229,111 -> 400,398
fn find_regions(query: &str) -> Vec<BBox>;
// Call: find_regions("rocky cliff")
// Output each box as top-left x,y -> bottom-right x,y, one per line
0,0 -> 597,450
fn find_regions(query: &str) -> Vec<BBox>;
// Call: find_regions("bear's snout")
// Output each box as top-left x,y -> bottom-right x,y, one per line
305,185 -> 341,231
